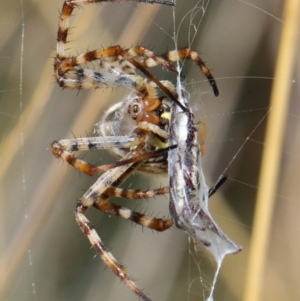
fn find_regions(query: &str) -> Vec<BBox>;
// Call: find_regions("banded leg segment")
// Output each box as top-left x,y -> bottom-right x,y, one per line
93,194 -> 173,231
51,138 -> 172,176
75,205 -> 152,301
56,44 -> 180,97
126,46 -> 178,73
57,0 -> 173,59
88,161 -> 172,232
52,137 -> 135,152
51,137 -> 136,176
163,47 -> 219,96
105,186 -> 169,199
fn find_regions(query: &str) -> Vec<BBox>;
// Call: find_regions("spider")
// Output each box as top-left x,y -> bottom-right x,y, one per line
52,0 -> 220,300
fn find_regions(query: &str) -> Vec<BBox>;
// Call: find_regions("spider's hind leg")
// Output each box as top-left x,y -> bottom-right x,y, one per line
96,187 -> 173,232
75,204 -> 152,301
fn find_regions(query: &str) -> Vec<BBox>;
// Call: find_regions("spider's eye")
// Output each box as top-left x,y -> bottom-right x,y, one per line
133,104 -> 139,114
128,100 -> 142,121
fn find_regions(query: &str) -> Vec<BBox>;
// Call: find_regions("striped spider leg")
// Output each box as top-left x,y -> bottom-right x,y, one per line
55,0 -> 219,110
168,84 -> 242,261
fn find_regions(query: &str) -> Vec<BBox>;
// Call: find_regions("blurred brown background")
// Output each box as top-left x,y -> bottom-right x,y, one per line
0,1 -> 299,301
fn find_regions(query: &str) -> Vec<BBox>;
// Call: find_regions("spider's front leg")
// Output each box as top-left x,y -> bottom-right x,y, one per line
162,47 -> 219,96
51,136 -> 137,175
51,132 -> 171,175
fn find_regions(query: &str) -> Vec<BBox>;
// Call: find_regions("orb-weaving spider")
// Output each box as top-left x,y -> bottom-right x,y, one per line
52,0 -> 219,300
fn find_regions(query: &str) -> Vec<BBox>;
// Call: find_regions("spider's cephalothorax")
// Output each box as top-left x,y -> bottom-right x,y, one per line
52,1 -> 221,300
95,87 -> 172,174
